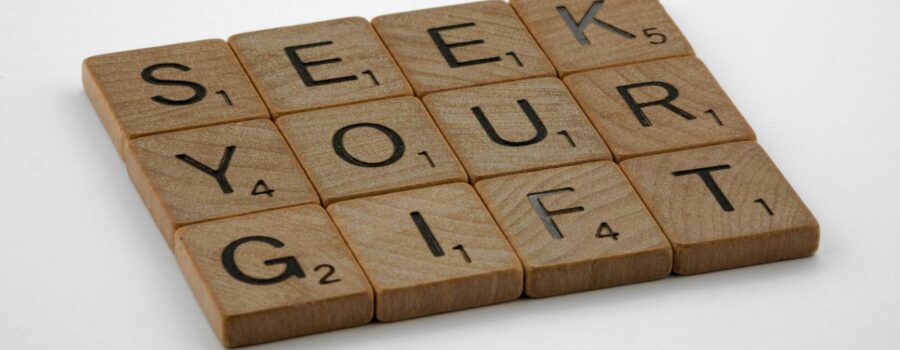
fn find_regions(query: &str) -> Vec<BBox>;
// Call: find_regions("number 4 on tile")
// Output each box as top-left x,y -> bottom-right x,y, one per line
596,222 -> 620,240
251,180 -> 275,197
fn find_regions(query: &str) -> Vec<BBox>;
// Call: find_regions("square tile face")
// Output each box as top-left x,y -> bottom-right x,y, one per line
230,17 -> 412,118
423,77 -> 612,182
83,39 -> 269,156
620,142 -> 819,275
565,56 -> 756,161
327,184 -> 523,321
125,119 -> 319,246
372,1 -> 556,96
476,162 -> 671,297
511,0 -> 694,76
277,97 -> 468,205
174,206 -> 373,348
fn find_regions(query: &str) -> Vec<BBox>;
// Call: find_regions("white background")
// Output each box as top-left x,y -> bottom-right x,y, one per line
1,0 -> 899,348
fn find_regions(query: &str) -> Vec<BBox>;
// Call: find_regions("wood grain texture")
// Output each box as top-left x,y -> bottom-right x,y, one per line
229,17 -> 412,118
327,183 -> 523,321
277,97 -> 468,205
83,39 -> 269,157
510,0 -> 694,76
372,0 -> 556,96
423,77 -> 612,182
475,162 -> 671,297
565,56 -> 756,161
174,205 -> 373,348
620,141 -> 819,275
125,119 -> 319,247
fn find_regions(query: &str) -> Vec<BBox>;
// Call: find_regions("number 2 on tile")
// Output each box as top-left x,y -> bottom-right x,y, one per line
314,264 -> 341,285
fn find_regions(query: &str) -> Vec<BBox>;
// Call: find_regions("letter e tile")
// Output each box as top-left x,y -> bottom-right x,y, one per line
373,1 -> 556,96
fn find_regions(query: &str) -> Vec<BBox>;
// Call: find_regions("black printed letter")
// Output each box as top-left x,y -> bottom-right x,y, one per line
222,236 -> 305,285
558,1 -> 636,45
428,23 -> 502,68
616,81 -> 698,127
140,63 -> 207,106
332,123 -> 405,167
472,99 -> 548,147
410,211 -> 445,257
672,165 -> 734,212
527,188 -> 585,239
176,146 -> 236,194
284,41 -> 359,87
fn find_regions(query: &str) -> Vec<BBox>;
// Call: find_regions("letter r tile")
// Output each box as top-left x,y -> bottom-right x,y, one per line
476,162 -> 672,297
125,119 -> 319,246
373,1 -> 556,96
175,205 -> 373,348
565,56 -> 756,161
327,184 -> 523,322
230,17 -> 413,118
620,142 -> 819,275
510,0 -> 694,76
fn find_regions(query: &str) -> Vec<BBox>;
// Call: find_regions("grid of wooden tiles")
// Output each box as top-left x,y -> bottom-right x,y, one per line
83,0 -> 819,347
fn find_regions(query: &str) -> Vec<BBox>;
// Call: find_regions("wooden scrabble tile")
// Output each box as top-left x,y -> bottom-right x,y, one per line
510,0 -> 694,76
229,17 -> 413,118
125,119 -> 319,246
372,0 -> 556,96
83,39 -> 269,157
475,162 -> 672,297
327,183 -> 523,321
619,141 -> 819,275
174,205 -> 373,348
422,77 -> 612,182
565,56 -> 756,161
277,97 -> 468,205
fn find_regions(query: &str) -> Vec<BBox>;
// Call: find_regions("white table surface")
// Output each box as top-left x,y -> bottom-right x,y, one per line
2,0 -> 899,348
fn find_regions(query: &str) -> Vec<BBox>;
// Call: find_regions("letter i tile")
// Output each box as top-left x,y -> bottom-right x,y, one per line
328,183 -> 523,321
